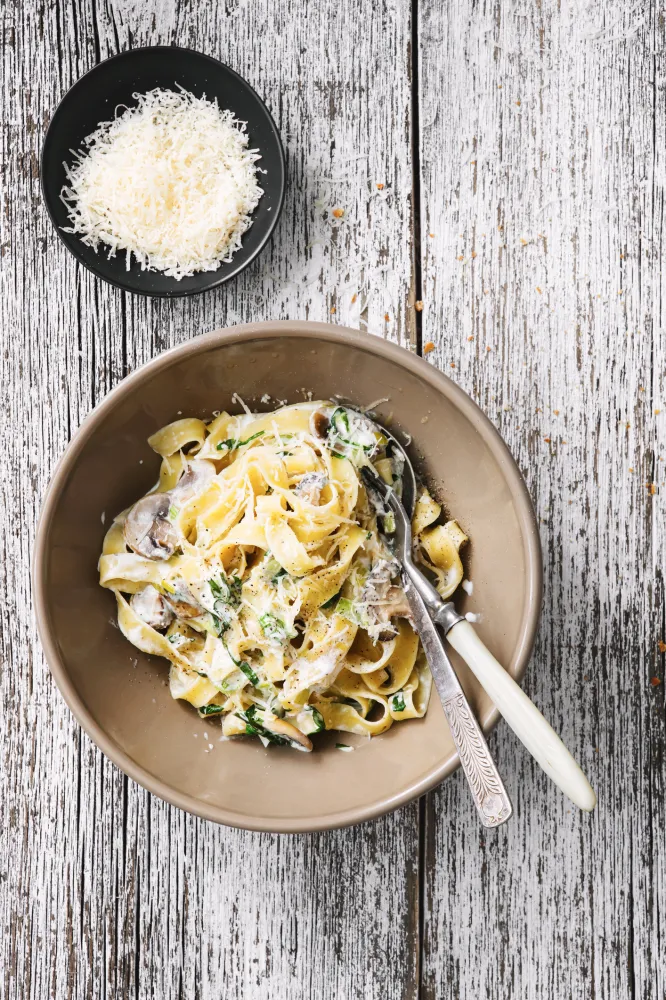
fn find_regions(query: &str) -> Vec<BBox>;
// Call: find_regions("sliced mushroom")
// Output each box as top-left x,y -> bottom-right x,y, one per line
361,560 -> 404,610
264,717 -> 313,752
310,409 -> 330,440
365,582 -> 413,641
294,471 -> 327,505
124,493 -> 180,560
375,626 -> 399,642
163,584 -> 203,619
381,585 -> 411,619
130,585 -> 174,630
364,558 -> 400,592
171,459 -> 217,502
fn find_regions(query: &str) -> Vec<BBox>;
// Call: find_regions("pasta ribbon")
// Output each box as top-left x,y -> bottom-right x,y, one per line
420,520 -> 468,599
265,514 -> 318,576
148,417 -> 207,457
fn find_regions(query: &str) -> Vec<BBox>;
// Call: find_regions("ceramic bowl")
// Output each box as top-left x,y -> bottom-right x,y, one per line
33,322 -> 542,832
40,46 -> 285,297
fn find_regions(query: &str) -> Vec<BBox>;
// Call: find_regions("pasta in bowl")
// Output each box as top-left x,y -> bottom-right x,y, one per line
99,401 -> 468,752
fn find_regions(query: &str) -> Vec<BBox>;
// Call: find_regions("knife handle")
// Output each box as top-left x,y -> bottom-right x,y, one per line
447,621 -> 596,811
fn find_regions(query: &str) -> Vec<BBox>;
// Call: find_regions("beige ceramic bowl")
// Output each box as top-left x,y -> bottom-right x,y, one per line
33,321 -> 542,832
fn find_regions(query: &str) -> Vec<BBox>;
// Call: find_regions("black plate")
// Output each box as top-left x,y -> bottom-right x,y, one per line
41,47 -> 286,297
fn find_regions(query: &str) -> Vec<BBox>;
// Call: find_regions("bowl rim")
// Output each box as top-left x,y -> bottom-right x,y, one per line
40,45 -> 287,298
32,321 -> 543,832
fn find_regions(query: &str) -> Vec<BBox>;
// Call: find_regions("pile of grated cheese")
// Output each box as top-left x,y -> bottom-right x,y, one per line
60,88 -> 263,279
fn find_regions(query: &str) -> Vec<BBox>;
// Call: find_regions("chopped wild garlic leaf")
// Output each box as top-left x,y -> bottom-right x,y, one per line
392,692 -> 406,713
216,430 -> 265,452
259,612 -> 297,643
222,638 -> 259,686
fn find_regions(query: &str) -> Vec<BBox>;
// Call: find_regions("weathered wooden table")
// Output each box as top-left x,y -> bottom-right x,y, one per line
2,1 -> 664,996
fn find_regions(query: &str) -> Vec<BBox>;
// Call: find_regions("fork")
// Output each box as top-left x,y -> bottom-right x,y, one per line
360,433 -> 596,813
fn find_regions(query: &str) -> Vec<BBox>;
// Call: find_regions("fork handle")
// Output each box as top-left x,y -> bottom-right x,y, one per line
440,690 -> 513,828
405,579 -> 512,827
447,621 -> 597,811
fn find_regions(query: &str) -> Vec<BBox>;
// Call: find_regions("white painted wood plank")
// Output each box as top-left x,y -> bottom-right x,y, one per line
0,1 -> 420,997
418,1 -> 665,997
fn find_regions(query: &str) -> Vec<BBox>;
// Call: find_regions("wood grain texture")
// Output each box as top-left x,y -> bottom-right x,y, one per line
418,1 -> 665,997
0,1 -> 419,998
2,0 -> 665,997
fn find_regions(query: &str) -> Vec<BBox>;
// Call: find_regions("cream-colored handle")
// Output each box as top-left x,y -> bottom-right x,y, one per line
447,621 -> 597,811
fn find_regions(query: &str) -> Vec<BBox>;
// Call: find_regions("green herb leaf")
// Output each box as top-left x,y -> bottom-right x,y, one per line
392,692 -> 406,713
336,742 -> 353,752
331,408 -> 350,436
239,660 -> 260,686
259,612 -> 297,643
270,698 -> 286,718
213,599 -> 231,620
241,430 -> 265,445
199,704 -> 225,716
295,704 -> 326,735
310,706 -> 325,731
221,637 -> 259,686
216,430 -> 265,452
238,706 -> 290,746
327,407 -> 377,462
209,612 -> 231,637
209,574 -> 242,608
228,576 -> 243,605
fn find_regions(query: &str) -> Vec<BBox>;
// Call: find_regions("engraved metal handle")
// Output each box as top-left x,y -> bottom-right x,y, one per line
403,575 -> 512,828
440,692 -> 512,827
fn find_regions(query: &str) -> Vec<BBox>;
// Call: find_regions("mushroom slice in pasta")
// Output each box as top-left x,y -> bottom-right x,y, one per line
171,458 -> 217,502
163,581 -> 205,620
310,408 -> 331,440
294,471 -> 327,504
124,493 -> 180,560
365,586 -> 413,642
130,584 -> 174,630
262,716 -> 313,752
358,559 -> 412,641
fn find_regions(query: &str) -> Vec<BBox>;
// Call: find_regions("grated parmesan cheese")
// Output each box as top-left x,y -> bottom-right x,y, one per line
60,88 -> 263,279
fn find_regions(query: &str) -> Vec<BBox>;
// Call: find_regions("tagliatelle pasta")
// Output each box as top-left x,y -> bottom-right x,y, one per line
98,401 -> 468,752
